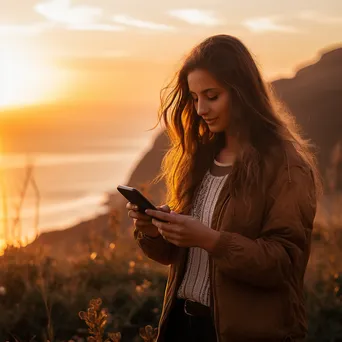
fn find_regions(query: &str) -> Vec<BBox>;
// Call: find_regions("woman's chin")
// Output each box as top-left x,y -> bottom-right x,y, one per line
208,126 -> 223,133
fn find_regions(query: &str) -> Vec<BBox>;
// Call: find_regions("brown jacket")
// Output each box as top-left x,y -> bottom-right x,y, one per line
134,145 -> 317,342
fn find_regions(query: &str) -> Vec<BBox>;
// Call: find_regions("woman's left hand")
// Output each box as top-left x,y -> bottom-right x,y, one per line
145,209 -> 220,251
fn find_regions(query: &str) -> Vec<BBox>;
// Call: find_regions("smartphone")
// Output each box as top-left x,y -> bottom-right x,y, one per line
117,185 -> 168,222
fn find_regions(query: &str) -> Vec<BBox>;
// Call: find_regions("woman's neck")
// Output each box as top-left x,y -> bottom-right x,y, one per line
224,135 -> 239,155
215,149 -> 235,165
214,135 -> 239,164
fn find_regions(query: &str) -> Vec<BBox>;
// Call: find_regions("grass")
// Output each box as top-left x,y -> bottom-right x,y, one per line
78,298 -> 158,342
0,210 -> 341,342
0,150 -> 341,341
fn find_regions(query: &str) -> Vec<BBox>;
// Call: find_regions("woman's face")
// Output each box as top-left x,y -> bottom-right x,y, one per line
187,68 -> 231,133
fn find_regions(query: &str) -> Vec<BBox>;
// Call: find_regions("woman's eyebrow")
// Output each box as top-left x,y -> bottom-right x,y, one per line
190,88 -> 219,95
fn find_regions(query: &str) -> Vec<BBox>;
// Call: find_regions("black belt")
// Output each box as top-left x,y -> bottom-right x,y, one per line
181,299 -> 211,317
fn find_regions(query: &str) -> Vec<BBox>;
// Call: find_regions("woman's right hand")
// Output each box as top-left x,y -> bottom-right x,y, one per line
126,202 -> 171,238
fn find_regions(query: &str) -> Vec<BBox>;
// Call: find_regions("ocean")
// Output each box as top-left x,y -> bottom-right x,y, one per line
0,128 -> 159,247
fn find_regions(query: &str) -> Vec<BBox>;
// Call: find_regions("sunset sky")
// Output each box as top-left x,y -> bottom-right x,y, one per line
0,0 -> 342,249
1,0 -> 342,110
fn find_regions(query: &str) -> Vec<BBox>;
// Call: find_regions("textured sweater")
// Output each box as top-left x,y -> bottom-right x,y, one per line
177,162 -> 232,306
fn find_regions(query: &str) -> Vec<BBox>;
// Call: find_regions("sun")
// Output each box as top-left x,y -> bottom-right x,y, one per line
0,46 -> 66,109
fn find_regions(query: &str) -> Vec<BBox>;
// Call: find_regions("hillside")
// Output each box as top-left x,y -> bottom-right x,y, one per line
26,45 -> 342,256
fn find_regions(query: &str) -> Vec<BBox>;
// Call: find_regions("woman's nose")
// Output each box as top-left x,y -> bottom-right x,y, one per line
197,100 -> 209,116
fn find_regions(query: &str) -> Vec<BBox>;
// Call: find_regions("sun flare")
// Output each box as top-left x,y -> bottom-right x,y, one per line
0,46 -> 66,109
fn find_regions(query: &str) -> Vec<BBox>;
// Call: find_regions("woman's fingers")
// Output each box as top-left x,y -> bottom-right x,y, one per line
135,219 -> 155,229
128,209 -> 152,221
159,230 -> 178,240
160,233 -> 183,246
127,203 -> 149,220
157,204 -> 171,213
152,220 -> 179,232
127,202 -> 170,212
126,202 -> 139,210
156,223 -> 179,239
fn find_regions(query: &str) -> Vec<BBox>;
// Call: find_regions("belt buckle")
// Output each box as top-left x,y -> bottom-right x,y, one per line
184,299 -> 196,316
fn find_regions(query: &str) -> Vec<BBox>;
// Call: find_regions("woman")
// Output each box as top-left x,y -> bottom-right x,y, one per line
126,34 -> 321,342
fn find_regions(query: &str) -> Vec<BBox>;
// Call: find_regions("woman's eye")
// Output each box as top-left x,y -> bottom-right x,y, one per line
192,97 -> 217,102
208,96 -> 218,101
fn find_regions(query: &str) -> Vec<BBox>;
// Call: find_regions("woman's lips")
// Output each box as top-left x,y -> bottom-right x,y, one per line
204,118 -> 218,124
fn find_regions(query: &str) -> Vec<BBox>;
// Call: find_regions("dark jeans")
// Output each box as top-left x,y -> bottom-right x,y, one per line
164,299 -> 217,342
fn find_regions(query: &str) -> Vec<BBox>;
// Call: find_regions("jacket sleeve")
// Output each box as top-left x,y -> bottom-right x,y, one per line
209,165 -> 317,288
134,228 -> 179,265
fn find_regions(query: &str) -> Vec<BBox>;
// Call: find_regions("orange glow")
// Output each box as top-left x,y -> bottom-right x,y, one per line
0,45 -> 69,109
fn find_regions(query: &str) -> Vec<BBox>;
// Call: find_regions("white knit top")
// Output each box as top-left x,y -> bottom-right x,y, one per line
177,165 -> 230,306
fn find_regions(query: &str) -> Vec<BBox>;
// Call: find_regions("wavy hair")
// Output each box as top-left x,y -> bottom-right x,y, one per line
152,34 -> 322,214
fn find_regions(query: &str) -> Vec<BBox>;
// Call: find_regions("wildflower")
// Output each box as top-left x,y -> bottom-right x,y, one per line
79,298 -> 121,341
79,311 -> 87,320
107,332 -> 121,341
139,325 -> 158,342
87,307 -> 96,323
142,279 -> 152,290
89,298 -> 102,311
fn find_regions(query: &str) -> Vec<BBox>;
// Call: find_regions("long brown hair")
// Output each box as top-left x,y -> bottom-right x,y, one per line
152,34 -> 321,214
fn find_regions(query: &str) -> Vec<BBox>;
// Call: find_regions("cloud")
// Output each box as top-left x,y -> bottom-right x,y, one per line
35,0 -> 102,24
242,17 -> 297,33
0,22 -> 53,36
67,23 -> 124,32
34,0 -> 124,31
112,15 -> 175,31
168,9 -> 223,26
298,11 -> 342,24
